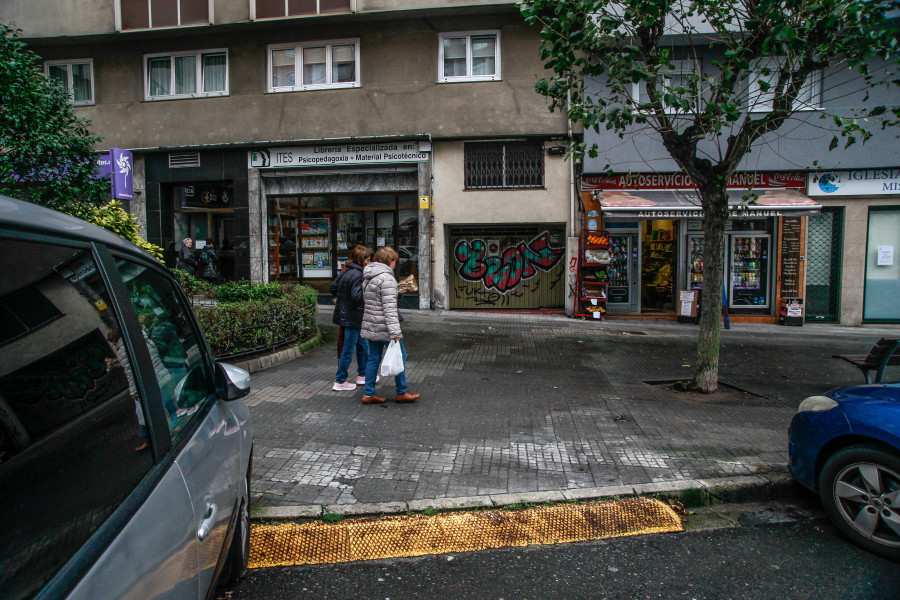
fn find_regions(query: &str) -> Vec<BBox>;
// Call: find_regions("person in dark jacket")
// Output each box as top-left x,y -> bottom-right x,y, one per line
176,238 -> 197,274
331,245 -> 373,391
198,238 -> 218,283
164,241 -> 177,269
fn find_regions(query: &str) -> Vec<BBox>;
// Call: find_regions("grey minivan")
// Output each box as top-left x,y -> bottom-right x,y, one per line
0,196 -> 254,599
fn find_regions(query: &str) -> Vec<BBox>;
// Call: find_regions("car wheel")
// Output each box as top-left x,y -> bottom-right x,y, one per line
219,474 -> 251,585
819,445 -> 900,561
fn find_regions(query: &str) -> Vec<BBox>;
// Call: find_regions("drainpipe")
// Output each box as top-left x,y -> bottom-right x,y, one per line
567,86 -> 576,238
427,133 -> 436,310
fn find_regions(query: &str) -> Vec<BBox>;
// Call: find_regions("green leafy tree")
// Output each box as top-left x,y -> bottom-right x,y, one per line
0,23 -> 108,211
520,0 -> 899,392
1,23 -> 162,259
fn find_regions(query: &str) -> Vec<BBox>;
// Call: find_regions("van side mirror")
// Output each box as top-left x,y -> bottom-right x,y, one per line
215,362 -> 251,401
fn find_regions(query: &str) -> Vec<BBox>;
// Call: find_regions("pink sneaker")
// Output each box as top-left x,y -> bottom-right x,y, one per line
356,375 -> 380,385
333,381 -> 357,391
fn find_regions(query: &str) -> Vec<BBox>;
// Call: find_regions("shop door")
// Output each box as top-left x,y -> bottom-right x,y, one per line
448,226 -> 566,309
805,208 -> 842,322
641,220 -> 677,313
607,234 -> 639,314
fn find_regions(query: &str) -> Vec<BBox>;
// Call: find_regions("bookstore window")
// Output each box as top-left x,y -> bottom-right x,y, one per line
267,194 -> 418,293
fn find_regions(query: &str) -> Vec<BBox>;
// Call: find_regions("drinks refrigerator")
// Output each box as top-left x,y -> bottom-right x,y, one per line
687,235 -> 704,290
686,233 -> 771,309
729,235 -> 770,308
607,234 -> 638,313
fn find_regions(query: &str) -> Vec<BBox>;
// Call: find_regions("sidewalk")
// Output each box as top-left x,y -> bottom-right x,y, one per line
245,308 -> 898,518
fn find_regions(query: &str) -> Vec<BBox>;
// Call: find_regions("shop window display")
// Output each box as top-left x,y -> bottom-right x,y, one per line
267,195 -> 418,297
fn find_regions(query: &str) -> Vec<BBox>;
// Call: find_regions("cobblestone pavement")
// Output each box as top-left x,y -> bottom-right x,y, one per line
245,308 -> 898,508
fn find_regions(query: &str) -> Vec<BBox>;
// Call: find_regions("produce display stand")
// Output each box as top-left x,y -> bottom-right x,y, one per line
573,229 -> 610,319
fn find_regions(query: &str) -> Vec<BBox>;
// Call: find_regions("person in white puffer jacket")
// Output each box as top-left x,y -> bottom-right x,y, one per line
360,246 -> 420,405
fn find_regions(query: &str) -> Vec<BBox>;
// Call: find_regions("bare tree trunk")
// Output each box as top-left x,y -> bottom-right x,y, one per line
693,185 -> 729,393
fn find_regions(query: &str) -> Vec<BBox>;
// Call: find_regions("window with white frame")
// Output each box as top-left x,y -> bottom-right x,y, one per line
45,59 -> 94,106
630,60 -> 699,113
748,61 -> 822,112
439,31 -> 501,83
268,40 -> 360,92
144,50 -> 228,100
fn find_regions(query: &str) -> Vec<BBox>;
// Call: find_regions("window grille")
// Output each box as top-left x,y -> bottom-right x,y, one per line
464,142 -> 544,189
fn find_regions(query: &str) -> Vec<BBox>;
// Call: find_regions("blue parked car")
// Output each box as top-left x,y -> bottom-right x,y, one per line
789,382 -> 900,561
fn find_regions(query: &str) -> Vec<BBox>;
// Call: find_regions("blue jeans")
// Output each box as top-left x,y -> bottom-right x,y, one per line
365,339 -> 407,396
335,327 -> 368,383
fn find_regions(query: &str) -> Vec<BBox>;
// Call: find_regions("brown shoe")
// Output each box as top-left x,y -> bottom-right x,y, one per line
362,395 -> 386,404
395,392 -> 420,403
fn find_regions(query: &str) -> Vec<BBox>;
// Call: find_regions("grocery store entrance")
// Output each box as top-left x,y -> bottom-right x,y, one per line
640,220 -> 677,313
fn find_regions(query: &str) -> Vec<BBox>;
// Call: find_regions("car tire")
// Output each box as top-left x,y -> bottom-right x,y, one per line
819,445 -> 900,561
219,474 -> 251,585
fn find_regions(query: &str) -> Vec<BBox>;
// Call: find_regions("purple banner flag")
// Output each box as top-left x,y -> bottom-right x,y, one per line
110,148 -> 133,200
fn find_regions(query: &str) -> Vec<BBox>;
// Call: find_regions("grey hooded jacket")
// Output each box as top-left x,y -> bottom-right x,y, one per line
361,262 -> 402,341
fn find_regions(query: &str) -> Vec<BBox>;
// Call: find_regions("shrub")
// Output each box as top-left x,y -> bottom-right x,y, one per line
171,269 -> 217,299
194,284 -> 318,357
216,280 -> 284,304
172,268 -> 202,297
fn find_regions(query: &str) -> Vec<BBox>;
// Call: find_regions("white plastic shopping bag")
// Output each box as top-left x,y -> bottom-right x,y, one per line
380,340 -> 405,377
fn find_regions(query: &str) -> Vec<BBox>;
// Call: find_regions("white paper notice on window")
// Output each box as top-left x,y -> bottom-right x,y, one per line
377,237 -> 385,247
877,246 -> 894,266
680,301 -> 693,316
679,290 -> 695,302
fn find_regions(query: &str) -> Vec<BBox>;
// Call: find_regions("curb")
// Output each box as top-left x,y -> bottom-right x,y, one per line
231,327 -> 322,374
251,472 -> 800,520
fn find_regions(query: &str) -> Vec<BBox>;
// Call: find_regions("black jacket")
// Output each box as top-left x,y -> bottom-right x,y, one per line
198,246 -> 218,279
331,262 -> 365,328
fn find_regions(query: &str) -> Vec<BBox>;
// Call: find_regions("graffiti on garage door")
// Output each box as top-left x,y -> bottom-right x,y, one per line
450,231 -> 565,309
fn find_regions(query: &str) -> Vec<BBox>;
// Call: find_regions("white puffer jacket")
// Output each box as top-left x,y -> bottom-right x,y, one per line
361,262 -> 402,341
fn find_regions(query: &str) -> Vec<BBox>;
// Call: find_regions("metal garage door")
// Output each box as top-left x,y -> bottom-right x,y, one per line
448,225 -> 566,310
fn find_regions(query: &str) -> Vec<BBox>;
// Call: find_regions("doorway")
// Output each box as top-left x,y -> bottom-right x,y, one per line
175,211 -> 236,281
641,220 -> 677,313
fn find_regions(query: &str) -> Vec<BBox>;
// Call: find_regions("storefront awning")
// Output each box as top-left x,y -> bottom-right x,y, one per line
594,189 -> 821,219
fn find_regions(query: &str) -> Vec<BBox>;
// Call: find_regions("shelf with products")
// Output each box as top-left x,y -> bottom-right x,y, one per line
268,214 -> 301,280
574,228 -> 610,319
299,217 -> 332,277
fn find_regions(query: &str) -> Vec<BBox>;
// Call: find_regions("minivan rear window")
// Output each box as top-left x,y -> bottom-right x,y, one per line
0,239 -> 154,600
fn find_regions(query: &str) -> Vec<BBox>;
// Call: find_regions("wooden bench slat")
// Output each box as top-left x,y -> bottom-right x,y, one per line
833,338 -> 900,384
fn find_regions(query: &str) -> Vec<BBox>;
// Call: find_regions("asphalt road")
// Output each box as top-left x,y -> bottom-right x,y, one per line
219,496 -> 900,600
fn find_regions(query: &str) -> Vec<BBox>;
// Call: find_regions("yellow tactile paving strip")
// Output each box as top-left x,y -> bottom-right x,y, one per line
249,497 -> 683,567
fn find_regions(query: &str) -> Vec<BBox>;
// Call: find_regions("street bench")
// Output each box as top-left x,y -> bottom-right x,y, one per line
834,338 -> 900,384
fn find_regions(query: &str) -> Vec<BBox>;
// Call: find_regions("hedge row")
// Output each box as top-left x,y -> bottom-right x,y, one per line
191,282 -> 319,358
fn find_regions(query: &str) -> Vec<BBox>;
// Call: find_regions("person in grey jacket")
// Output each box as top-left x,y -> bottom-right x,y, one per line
360,246 -> 420,405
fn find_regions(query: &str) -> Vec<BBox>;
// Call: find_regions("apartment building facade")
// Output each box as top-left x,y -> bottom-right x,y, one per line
10,0 -> 576,311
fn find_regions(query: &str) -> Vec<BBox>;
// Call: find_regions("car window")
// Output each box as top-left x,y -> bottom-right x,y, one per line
0,239 -> 154,600
115,258 -> 213,440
